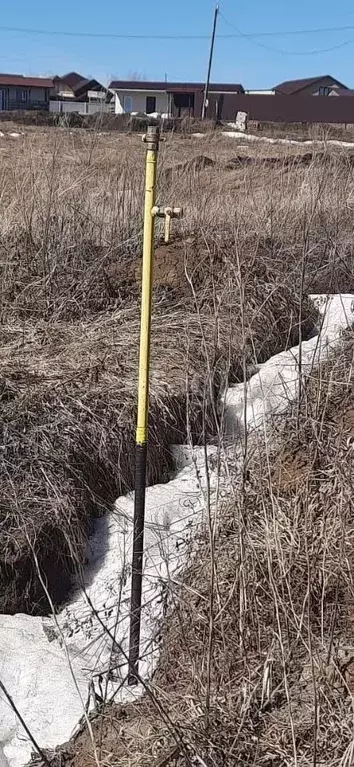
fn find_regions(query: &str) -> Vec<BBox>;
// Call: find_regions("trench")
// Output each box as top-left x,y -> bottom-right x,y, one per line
0,293 -> 353,767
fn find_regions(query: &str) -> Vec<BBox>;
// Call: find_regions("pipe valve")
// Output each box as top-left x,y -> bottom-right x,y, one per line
152,205 -> 183,243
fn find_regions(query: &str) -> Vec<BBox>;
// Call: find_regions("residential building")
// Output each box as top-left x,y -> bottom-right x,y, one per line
53,71 -> 110,103
245,89 -> 275,95
273,75 -> 348,97
0,74 -> 54,111
108,80 -> 244,118
50,71 -> 113,115
331,88 -> 354,97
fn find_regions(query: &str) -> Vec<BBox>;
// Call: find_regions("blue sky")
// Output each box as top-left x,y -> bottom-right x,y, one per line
1,0 -> 354,88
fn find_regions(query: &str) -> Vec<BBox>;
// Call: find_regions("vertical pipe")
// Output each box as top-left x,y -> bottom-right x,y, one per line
128,125 -> 160,684
202,4 -> 219,119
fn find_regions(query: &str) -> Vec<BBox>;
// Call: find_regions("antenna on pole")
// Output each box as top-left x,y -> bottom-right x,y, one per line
202,4 -> 219,119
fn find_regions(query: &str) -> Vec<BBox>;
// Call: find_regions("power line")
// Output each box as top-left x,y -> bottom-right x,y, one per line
219,11 -> 354,55
0,21 -> 354,41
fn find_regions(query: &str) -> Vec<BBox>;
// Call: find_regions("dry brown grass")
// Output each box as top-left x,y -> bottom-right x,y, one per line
0,238 -> 312,614
0,128 -> 352,321
58,330 -> 354,767
0,126 -> 331,615
0,127 -> 352,613
1,125 -> 354,762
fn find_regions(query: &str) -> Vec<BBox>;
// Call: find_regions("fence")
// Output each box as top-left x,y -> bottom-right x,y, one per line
215,94 -> 354,125
50,101 -> 113,115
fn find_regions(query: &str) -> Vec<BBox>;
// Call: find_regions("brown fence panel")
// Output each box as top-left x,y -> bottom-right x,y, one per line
214,94 -> 354,125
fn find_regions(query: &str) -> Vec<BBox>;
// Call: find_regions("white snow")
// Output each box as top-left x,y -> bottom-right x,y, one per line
221,130 -> 354,148
224,294 -> 354,434
0,617 -> 87,767
0,294 -> 353,767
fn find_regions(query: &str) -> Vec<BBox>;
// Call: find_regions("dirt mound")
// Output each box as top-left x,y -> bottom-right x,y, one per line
132,238 -> 202,291
165,155 -> 216,179
226,150 -> 354,172
226,152 -> 318,170
0,235 -> 206,322
182,155 -> 216,172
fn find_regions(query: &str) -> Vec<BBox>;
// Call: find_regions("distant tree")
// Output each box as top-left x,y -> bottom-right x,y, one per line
109,71 -> 147,83
126,71 -> 146,81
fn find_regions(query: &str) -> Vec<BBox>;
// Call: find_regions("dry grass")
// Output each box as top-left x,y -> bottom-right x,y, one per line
0,129 -> 353,321
250,119 -> 354,142
0,127 -> 331,615
59,330 -> 354,767
0,129 -> 352,611
0,241 -> 312,614
1,125 -> 354,762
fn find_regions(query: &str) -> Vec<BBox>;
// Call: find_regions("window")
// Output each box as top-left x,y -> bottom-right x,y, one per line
172,92 -> 195,117
146,96 -> 156,114
318,86 -> 331,96
16,89 -> 28,102
123,95 -> 133,113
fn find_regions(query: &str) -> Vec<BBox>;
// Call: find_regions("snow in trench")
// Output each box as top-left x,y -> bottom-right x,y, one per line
224,293 -> 354,433
0,293 -> 353,767
223,130 -> 354,148
193,128 -> 354,149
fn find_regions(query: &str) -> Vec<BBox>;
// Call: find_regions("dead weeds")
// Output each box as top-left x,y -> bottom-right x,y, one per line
0,235 -> 313,614
56,331 -> 354,767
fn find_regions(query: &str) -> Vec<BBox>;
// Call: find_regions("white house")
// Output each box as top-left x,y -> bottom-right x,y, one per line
108,80 -> 245,118
110,82 -> 170,115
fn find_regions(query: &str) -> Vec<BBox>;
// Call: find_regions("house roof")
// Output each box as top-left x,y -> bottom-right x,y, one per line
109,80 -> 244,93
273,75 -> 348,95
74,78 -> 105,97
57,72 -> 105,97
0,74 -> 53,88
60,72 -> 86,91
336,88 -> 354,96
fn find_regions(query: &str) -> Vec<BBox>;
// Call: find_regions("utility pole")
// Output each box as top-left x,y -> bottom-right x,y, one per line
202,4 -> 219,119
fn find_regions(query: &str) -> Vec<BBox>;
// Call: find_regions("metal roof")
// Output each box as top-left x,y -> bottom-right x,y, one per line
109,80 -> 244,93
75,78 -> 105,96
0,74 -> 54,88
59,72 -> 86,90
273,75 -> 347,95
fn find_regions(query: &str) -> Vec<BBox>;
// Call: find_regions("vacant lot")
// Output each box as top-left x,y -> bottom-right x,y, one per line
0,125 -> 353,765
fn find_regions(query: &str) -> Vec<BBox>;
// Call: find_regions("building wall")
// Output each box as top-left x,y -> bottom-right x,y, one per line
113,88 -> 243,119
0,85 -> 49,110
53,78 -> 75,98
114,90 -> 169,114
